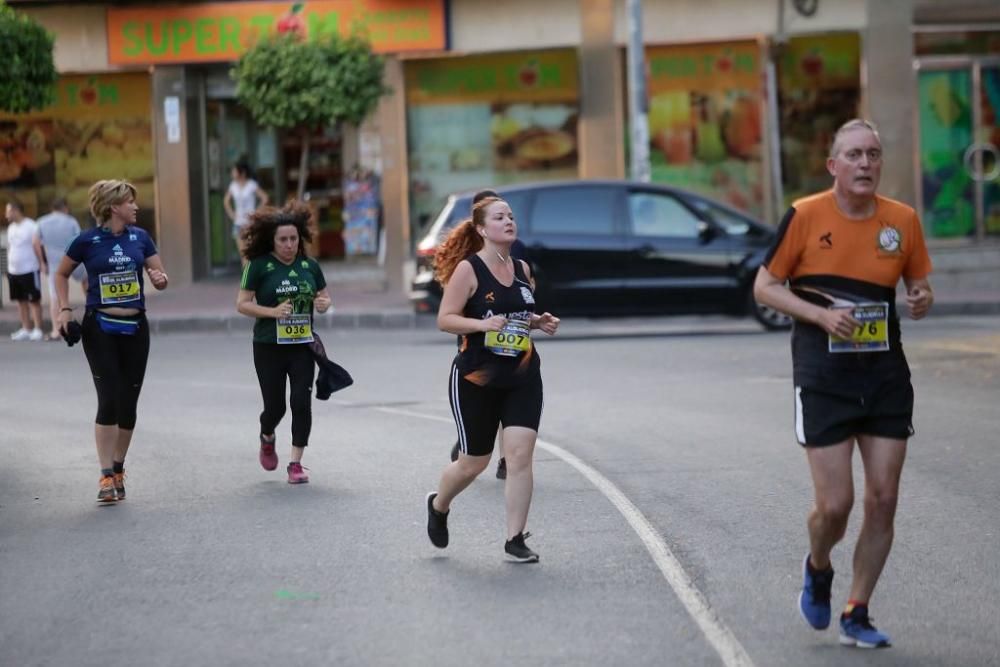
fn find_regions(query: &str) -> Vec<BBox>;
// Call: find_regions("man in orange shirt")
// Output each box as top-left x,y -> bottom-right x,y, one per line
754,119 -> 934,649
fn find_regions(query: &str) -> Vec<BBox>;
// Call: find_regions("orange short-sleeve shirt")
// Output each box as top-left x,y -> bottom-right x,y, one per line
766,191 -> 932,288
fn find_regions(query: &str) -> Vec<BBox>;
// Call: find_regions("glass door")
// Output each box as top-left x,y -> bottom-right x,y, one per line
916,58 -> 1000,239
204,100 -> 280,270
978,63 -> 1000,234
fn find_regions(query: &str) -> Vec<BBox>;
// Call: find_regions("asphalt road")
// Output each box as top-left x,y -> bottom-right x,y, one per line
2,314 -> 998,666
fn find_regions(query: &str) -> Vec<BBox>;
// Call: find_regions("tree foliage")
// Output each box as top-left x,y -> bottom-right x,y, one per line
232,32 -> 387,131
0,2 -> 58,114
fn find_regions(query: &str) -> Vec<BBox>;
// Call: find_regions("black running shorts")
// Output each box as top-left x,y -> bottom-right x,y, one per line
793,367 -> 914,446
448,364 -> 543,457
8,271 -> 41,303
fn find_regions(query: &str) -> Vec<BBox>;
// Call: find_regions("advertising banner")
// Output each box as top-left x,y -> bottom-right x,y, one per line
107,0 -> 445,65
0,73 -> 155,236
644,41 -> 765,218
405,49 -> 580,227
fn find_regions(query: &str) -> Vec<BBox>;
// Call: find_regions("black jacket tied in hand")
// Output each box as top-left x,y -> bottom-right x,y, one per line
61,321 -> 82,347
309,333 -> 353,400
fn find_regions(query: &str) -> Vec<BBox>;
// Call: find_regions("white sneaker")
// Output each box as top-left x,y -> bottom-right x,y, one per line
10,328 -> 30,341
28,328 -> 44,341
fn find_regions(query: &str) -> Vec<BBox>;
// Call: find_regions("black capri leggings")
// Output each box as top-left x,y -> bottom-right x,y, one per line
81,310 -> 150,430
449,364 -> 543,457
253,342 -> 315,447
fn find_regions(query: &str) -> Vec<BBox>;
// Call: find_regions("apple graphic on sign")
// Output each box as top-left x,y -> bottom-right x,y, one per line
277,2 -> 306,39
80,78 -> 98,105
802,51 -> 824,77
717,55 -> 733,74
519,60 -> 540,88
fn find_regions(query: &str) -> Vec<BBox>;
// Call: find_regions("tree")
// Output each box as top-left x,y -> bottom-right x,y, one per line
0,1 -> 58,114
232,11 -> 387,199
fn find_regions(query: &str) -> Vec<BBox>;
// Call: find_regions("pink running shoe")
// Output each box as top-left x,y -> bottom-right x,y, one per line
287,462 -> 309,484
259,435 -> 278,471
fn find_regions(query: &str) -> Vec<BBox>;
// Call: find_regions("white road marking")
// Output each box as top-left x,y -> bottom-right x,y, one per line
134,384 -> 755,666
376,405 -> 756,667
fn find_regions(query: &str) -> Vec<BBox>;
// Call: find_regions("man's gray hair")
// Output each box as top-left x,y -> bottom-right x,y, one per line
829,119 -> 881,158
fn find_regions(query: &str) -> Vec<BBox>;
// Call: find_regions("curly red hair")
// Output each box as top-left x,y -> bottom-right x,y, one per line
433,196 -> 504,286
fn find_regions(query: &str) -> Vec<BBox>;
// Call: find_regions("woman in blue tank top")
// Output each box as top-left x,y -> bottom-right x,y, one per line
54,179 -> 169,504
424,195 -> 560,563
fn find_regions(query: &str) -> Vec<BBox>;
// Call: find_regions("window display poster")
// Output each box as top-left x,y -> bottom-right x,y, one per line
777,33 -> 861,207
644,41 -> 765,218
342,168 -> 380,255
405,49 -> 579,228
917,69 -> 976,238
0,73 -> 155,238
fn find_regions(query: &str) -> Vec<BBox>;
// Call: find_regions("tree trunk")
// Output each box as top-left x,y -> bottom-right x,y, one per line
296,129 -> 311,200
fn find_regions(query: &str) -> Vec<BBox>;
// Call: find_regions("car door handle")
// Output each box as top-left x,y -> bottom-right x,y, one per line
636,244 -> 657,257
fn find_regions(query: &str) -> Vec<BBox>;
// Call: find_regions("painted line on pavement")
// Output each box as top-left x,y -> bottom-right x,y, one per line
375,405 -> 756,667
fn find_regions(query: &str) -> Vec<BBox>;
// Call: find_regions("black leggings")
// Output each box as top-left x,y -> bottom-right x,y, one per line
253,342 -> 315,447
81,311 -> 150,430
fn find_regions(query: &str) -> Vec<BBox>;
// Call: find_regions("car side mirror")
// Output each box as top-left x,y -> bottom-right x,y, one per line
697,221 -> 717,243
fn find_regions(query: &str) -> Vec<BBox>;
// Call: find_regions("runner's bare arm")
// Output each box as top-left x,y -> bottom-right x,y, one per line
237,289 -> 288,319
753,266 -> 859,338
145,254 -> 169,290
314,288 -> 331,313
903,277 -> 933,320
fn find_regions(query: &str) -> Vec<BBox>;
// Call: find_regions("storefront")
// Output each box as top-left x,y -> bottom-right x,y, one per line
101,0 -> 446,277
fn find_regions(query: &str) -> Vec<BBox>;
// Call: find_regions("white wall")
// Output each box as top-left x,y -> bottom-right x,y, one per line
449,0 -> 868,53
23,5 -> 114,73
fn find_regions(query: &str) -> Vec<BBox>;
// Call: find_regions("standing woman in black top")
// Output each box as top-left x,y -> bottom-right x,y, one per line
425,195 -> 559,562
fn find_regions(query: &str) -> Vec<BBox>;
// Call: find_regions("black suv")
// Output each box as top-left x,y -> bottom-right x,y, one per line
410,180 -> 790,330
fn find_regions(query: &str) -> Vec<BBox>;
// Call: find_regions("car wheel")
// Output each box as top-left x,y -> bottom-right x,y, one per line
749,290 -> 792,331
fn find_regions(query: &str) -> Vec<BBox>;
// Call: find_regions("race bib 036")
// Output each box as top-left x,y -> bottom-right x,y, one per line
276,314 -> 313,344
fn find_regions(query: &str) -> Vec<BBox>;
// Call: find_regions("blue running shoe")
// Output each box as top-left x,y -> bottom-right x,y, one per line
798,553 -> 833,630
840,606 -> 891,648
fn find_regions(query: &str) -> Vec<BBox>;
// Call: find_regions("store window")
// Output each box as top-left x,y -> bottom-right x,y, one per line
776,33 -> 862,207
404,49 -> 580,236
0,73 -> 155,237
642,41 -> 766,219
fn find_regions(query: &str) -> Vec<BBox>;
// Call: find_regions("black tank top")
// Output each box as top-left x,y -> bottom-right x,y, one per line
455,254 -> 540,387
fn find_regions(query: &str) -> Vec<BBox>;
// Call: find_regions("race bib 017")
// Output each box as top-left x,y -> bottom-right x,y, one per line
99,271 -> 140,304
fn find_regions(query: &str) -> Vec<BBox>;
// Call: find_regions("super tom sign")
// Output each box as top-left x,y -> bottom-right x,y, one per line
106,0 -> 445,65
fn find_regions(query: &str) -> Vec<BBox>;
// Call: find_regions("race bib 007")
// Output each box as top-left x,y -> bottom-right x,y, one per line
485,319 -> 531,357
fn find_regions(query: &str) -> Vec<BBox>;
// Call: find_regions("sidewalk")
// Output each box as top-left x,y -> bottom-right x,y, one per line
0,258 -> 432,335
1,258 -> 998,336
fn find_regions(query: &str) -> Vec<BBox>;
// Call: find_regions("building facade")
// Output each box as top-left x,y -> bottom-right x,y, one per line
5,0 -> 998,291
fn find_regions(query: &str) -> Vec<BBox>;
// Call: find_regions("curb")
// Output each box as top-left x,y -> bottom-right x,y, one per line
0,310 -> 436,336
149,310 -> 437,335
1,302 -> 997,337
